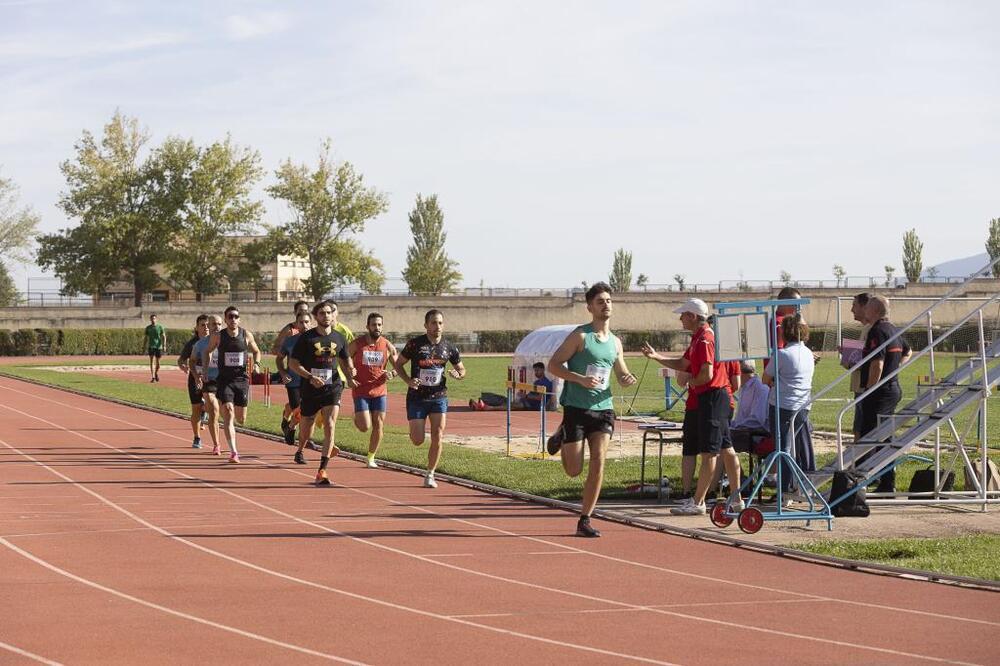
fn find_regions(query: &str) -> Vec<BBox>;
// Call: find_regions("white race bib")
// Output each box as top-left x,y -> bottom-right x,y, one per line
586,364 -> 611,391
313,368 -> 334,385
224,351 -> 245,367
363,350 -> 384,366
418,367 -> 444,386
208,351 -> 218,369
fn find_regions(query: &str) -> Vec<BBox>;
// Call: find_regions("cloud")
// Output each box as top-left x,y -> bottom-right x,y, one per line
223,11 -> 292,41
0,31 -> 187,59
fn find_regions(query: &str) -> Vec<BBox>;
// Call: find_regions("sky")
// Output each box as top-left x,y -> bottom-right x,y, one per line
1,0 -> 998,293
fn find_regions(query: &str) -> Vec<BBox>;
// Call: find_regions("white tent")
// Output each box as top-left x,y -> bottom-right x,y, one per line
510,324 -> 577,402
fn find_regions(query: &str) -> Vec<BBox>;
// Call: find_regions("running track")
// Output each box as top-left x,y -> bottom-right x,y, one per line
1,375 -> 997,665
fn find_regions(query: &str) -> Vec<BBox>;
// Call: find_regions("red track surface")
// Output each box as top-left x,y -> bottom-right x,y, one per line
1,375 -> 997,665
78,365 -> 643,436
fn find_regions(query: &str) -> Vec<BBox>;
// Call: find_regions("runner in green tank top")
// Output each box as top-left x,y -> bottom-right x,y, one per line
546,282 -> 637,537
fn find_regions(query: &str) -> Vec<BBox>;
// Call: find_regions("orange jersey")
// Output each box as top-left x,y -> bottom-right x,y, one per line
352,335 -> 391,398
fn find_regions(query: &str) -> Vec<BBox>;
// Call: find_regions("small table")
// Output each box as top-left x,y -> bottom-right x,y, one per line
638,422 -> 684,501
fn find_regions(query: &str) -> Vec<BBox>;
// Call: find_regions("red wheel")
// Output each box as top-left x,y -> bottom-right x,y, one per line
709,502 -> 733,528
737,507 -> 764,534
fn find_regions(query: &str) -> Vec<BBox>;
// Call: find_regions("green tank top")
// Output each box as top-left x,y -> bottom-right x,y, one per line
560,323 -> 618,411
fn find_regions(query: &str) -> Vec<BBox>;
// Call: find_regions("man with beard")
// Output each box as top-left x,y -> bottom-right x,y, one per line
350,312 -> 398,468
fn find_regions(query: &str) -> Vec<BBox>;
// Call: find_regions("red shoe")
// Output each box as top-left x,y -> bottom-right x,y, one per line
476,399 -> 486,411
315,470 -> 331,486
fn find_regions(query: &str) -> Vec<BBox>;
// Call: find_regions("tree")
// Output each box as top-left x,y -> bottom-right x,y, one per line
267,140 -> 388,300
926,266 -> 939,280
37,111 -> 186,305
0,262 -> 18,306
673,273 -> 686,291
163,137 -> 264,300
902,228 -> 923,283
402,194 -> 462,295
779,270 -> 792,285
226,237 -> 276,301
636,273 -> 649,291
608,248 -> 633,293
0,171 -> 40,263
884,265 -> 896,287
986,217 -> 1000,278
832,264 -> 846,288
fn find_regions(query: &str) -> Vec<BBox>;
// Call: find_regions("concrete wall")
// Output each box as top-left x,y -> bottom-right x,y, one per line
1,280 -> 997,335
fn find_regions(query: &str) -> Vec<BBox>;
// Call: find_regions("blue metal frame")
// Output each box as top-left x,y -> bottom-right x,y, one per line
713,297 -> 837,530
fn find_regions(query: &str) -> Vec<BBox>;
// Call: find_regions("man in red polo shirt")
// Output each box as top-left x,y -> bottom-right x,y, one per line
643,298 -> 743,516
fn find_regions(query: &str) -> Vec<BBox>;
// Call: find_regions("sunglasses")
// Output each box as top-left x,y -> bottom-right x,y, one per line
227,313 -> 240,319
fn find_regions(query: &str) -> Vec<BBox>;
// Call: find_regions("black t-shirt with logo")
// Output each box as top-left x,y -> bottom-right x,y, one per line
179,335 -> 199,388
860,319 -> 910,397
401,334 -> 461,400
291,328 -> 349,398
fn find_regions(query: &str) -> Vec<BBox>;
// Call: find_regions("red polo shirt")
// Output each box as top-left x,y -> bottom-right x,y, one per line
682,324 -> 731,410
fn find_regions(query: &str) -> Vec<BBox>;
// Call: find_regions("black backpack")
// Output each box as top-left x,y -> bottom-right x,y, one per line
830,470 -> 870,518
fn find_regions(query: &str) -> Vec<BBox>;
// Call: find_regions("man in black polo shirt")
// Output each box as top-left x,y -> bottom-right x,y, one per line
289,300 -> 357,486
858,294 -> 911,494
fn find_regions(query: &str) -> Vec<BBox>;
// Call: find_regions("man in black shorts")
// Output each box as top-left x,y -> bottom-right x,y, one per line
143,313 -> 166,382
276,310 -> 313,445
288,300 -> 357,485
177,314 -> 209,449
643,298 -> 742,516
394,309 -> 466,489
546,283 -> 637,537
200,305 -> 262,463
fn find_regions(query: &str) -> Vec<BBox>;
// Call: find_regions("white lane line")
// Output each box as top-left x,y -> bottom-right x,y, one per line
0,397 -> 982,666
1,536 -> 365,665
2,519 -> 302,539
0,434 -> 679,666
0,640 -> 62,665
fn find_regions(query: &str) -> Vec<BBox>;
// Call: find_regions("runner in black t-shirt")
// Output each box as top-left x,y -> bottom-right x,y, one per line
177,314 -> 209,449
857,295 -> 912,493
288,299 -> 357,485
393,309 -> 466,489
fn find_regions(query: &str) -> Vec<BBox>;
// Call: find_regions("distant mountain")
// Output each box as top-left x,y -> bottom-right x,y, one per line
923,253 -> 991,279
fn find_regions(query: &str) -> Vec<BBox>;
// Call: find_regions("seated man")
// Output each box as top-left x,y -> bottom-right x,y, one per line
732,360 -> 770,435
470,362 -> 555,411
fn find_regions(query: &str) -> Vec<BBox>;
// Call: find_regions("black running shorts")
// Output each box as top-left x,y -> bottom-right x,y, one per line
217,377 -> 250,407
187,378 -> 203,406
561,405 -> 615,443
300,386 -> 343,418
285,385 -> 301,410
147,348 -> 163,359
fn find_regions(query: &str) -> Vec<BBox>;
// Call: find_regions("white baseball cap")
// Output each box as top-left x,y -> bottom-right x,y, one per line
672,298 -> 710,317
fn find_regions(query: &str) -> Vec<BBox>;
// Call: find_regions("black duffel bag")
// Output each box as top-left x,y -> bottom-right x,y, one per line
830,470 -> 870,518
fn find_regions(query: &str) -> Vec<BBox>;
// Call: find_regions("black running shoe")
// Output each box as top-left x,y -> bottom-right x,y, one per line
576,517 -> 601,538
283,425 -> 296,446
546,425 -> 565,456
294,451 -> 306,465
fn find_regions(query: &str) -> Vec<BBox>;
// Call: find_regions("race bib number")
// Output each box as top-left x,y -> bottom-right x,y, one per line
224,351 -> 245,367
418,367 -> 444,386
363,350 -> 384,366
586,364 -> 611,390
313,368 -> 334,385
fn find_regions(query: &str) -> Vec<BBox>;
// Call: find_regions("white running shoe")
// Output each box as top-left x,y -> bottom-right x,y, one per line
671,502 -> 706,516
366,457 -> 378,469
423,474 -> 437,489
732,498 -> 747,512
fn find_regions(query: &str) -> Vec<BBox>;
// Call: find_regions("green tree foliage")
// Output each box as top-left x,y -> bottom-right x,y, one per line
226,236 -> 276,300
163,137 -> 264,300
902,228 -> 923,283
832,264 -> 846,288
609,248 -> 633,292
402,194 -> 462,295
0,171 -> 40,263
267,140 -> 388,300
0,262 -> 18,306
673,273 -> 686,291
986,217 -> 1000,278
884,265 -> 896,287
636,273 -> 649,290
37,112 -> 187,305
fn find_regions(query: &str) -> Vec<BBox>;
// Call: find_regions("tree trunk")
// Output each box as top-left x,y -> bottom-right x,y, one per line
133,282 -> 143,307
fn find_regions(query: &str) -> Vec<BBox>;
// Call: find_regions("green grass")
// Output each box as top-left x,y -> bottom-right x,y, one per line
790,535 -> 1000,581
